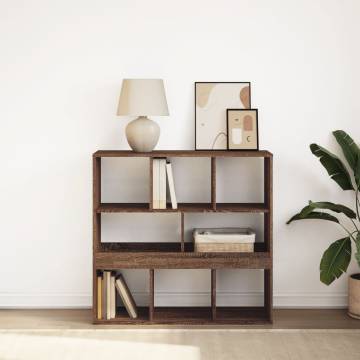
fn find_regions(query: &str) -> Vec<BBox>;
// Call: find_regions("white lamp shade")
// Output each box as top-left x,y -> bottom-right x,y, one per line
117,79 -> 169,116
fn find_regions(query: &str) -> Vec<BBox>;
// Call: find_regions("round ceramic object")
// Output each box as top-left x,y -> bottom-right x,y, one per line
348,273 -> 360,319
125,116 -> 160,152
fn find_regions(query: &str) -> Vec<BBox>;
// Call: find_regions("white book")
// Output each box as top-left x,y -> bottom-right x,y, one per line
153,159 -> 159,209
166,161 -> 177,209
105,271 -> 111,320
159,159 -> 167,209
110,274 -> 116,319
115,274 -> 138,319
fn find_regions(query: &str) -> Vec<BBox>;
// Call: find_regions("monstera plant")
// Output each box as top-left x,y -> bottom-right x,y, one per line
287,130 -> 360,318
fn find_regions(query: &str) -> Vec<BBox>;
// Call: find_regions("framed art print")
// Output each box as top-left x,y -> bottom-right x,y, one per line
195,82 -> 251,150
227,109 -> 258,150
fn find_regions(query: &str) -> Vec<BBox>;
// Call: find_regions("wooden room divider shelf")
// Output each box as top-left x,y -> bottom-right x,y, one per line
93,150 -> 273,325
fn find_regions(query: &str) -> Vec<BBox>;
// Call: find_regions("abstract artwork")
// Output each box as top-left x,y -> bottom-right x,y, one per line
227,109 -> 258,150
195,82 -> 251,150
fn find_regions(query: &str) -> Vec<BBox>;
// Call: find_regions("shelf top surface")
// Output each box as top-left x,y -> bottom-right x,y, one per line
93,150 -> 273,158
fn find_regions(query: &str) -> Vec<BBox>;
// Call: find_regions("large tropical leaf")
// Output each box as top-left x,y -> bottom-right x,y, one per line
355,233 -> 360,268
356,154 -> 360,190
287,211 -> 339,225
333,130 -> 360,172
299,201 -> 356,219
310,143 -> 354,190
320,237 -> 351,285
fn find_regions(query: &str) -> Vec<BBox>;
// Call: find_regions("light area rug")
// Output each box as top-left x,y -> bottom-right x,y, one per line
0,329 -> 359,360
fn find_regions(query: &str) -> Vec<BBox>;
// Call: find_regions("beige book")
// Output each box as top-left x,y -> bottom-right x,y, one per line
101,272 -> 107,320
159,158 -> 166,209
115,274 -> 138,318
97,274 -> 102,320
166,161 -> 177,209
153,159 -> 159,209
110,274 -> 116,319
104,271 -> 111,320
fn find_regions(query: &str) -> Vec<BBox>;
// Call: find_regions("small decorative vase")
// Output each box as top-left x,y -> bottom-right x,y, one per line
125,116 -> 160,152
348,273 -> 360,319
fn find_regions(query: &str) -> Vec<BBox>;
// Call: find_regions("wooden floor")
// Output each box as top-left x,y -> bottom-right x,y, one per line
0,309 -> 359,329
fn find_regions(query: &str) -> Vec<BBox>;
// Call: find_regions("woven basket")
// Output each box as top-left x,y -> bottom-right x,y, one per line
194,242 -> 254,253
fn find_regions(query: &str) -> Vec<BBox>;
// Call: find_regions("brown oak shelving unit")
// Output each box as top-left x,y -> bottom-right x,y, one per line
93,150 -> 273,325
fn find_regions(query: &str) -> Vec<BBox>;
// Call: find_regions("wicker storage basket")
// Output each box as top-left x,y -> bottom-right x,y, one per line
193,228 -> 255,253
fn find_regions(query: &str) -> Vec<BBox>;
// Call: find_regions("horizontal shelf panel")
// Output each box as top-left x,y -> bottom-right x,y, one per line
153,306 -> 212,324
100,242 -> 266,253
94,307 -> 271,325
97,203 -> 269,213
95,250 -> 271,270
93,150 -> 272,158
95,307 -> 149,325
101,242 -> 192,252
216,307 -> 270,324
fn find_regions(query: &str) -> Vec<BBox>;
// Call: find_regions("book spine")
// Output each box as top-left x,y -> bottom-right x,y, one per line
166,161 -> 177,209
159,158 -> 166,209
101,272 -> 107,320
153,159 -> 159,209
97,274 -> 102,320
110,274 -> 116,319
115,275 -> 138,319
106,271 -> 111,320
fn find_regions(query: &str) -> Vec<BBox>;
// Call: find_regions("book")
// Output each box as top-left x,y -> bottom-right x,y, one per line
152,159 -> 160,209
115,274 -> 138,318
103,271 -> 111,320
110,273 -> 116,319
166,161 -> 177,209
102,271 -> 107,320
97,273 -> 102,320
159,158 -> 167,209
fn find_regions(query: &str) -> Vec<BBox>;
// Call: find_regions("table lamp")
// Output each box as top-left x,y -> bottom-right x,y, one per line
117,79 -> 169,152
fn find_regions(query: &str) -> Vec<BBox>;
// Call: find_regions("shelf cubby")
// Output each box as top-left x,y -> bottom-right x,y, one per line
93,150 -> 273,325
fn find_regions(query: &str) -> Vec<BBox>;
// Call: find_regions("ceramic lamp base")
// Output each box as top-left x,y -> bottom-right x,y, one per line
125,116 -> 160,152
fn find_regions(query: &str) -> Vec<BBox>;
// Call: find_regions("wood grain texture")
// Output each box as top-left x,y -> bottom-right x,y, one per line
180,213 -> 184,252
92,150 -> 273,324
96,202 -> 269,213
95,251 -> 271,270
211,269 -> 216,320
92,157 -> 101,321
149,270 -> 154,321
93,150 -> 273,158
211,157 -> 216,210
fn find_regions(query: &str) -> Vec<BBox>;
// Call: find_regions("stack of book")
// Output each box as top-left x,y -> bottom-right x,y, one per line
97,271 -> 137,320
152,158 -> 177,209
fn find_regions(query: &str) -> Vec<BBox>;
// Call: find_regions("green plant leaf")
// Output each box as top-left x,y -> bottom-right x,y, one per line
355,233 -> 360,268
299,201 -> 356,219
320,237 -> 351,285
310,143 -> 354,190
287,211 -> 339,225
355,154 -> 360,190
333,130 -> 360,172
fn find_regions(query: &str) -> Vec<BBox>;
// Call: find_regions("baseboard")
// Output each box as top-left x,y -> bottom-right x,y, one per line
0,292 -> 348,309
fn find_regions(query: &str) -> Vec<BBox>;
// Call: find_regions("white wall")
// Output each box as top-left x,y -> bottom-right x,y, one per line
1,0 -> 360,308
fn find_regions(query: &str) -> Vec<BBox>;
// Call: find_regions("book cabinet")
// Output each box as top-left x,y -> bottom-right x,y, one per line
93,150 -> 273,324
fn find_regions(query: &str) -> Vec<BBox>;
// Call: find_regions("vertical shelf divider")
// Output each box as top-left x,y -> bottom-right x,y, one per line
211,269 -> 217,320
264,156 -> 273,322
180,213 -> 185,252
149,269 -> 154,321
93,156 -> 101,321
211,157 -> 216,210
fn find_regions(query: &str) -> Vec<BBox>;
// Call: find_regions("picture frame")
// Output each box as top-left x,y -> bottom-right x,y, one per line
195,82 -> 251,150
226,109 -> 259,150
